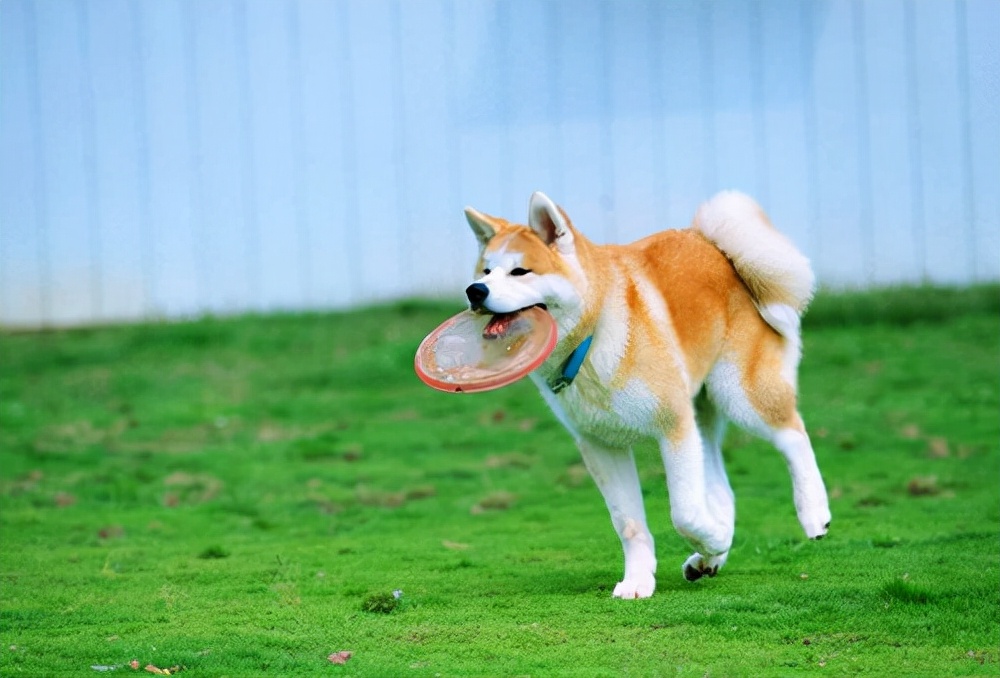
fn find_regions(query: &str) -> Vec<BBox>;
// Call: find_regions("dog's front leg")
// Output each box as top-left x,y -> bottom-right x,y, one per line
577,438 -> 657,599
660,420 -> 734,580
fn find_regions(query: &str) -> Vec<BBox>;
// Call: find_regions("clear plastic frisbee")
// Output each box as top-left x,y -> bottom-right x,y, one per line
414,306 -> 558,393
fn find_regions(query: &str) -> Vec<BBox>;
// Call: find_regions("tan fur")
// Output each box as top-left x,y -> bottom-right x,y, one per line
465,191 -> 830,596
477,216 -> 798,435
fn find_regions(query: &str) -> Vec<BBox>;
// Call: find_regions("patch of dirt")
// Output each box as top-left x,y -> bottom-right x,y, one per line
471,491 -> 516,514
162,472 -> 223,506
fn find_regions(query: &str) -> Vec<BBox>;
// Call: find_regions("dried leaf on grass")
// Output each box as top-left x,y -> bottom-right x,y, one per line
54,492 -> 77,507
162,472 -> 223,506
328,651 -> 353,664
484,453 -> 534,469
470,491 -> 516,514
90,659 -> 183,674
907,476 -> 940,496
927,437 -> 950,458
143,663 -> 185,675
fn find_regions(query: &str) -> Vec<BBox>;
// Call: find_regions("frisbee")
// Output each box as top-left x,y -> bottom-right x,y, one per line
414,306 -> 558,393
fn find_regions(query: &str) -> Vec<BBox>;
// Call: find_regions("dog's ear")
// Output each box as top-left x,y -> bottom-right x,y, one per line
528,192 -> 575,253
464,207 -> 497,247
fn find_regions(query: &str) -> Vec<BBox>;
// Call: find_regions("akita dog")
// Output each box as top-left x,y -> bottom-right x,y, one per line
463,191 -> 831,599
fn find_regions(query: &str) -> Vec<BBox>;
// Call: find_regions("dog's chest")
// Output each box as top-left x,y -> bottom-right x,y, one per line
530,355 -> 663,448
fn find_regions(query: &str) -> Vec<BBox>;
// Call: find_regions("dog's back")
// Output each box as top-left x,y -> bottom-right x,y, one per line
588,190 -> 814,402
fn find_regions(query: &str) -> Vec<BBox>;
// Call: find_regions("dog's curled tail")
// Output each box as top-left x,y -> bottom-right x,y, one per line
692,190 -> 815,338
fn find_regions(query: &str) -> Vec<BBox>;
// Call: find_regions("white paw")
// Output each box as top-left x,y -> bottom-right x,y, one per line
801,508 -> 832,540
797,495 -> 832,540
682,551 -> 728,582
612,571 -> 656,599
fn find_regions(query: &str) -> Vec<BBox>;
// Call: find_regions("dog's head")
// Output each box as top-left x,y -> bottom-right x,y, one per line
463,193 -> 584,321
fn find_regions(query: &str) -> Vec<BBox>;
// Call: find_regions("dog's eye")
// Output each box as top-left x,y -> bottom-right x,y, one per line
482,268 -> 491,275
510,268 -> 531,276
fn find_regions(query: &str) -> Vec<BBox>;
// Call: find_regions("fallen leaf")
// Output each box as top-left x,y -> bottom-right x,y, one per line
98,525 -> 125,540
907,476 -> 940,496
484,453 -> 534,469
328,651 -> 353,664
54,492 -> 77,507
927,437 -> 950,458
471,491 -> 516,514
404,485 -> 436,500
341,444 -> 363,462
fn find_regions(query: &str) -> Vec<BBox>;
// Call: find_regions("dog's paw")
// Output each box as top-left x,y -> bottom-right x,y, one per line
794,484 -> 832,540
805,517 -> 831,540
612,572 -> 656,599
682,552 -> 727,582
799,504 -> 832,540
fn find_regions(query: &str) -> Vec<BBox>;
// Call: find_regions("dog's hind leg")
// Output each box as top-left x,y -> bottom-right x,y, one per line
681,391 -> 735,581
707,357 -> 831,541
577,438 -> 657,599
771,421 -> 831,539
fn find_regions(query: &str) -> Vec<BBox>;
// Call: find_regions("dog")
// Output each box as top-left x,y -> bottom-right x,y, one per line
463,191 -> 831,599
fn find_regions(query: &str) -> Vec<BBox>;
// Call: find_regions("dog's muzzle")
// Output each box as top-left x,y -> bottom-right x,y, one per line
466,282 -> 489,309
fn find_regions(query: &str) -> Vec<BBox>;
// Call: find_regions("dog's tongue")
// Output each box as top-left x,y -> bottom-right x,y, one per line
483,312 -> 519,339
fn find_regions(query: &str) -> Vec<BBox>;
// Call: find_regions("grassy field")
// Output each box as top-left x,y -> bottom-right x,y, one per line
1,286 -> 998,677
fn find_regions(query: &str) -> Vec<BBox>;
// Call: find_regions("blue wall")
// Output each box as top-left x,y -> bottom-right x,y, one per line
2,0 -> 998,326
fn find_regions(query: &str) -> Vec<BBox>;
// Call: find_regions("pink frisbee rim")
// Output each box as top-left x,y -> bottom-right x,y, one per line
414,308 -> 558,393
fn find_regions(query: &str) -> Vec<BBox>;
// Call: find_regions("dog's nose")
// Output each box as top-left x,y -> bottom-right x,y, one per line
465,282 -> 489,307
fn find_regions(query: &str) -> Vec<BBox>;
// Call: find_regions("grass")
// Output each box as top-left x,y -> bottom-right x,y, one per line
1,285 -> 998,677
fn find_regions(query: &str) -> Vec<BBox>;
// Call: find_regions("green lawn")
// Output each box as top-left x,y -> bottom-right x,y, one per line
1,286 -> 998,677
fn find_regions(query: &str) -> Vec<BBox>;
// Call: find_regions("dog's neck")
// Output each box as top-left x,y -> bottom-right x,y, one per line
538,233 -> 611,389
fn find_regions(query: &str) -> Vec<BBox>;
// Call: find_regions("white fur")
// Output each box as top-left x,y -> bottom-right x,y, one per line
758,302 -> 803,386
693,191 -> 815,312
773,428 -> 832,538
464,191 -> 829,599
576,439 -> 657,599
474,236 -> 578,316
660,425 -> 733,556
705,361 -> 769,435
465,206 -> 495,246
705,362 -> 829,539
529,192 -> 575,254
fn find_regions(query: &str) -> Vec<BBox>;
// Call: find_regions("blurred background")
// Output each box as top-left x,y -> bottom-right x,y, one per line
2,0 -> 997,328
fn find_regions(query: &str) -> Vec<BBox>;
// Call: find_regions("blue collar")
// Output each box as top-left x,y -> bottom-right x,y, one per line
548,335 -> 594,393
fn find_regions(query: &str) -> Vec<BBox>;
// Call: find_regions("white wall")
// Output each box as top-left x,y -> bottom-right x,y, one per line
2,0 -> 998,327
